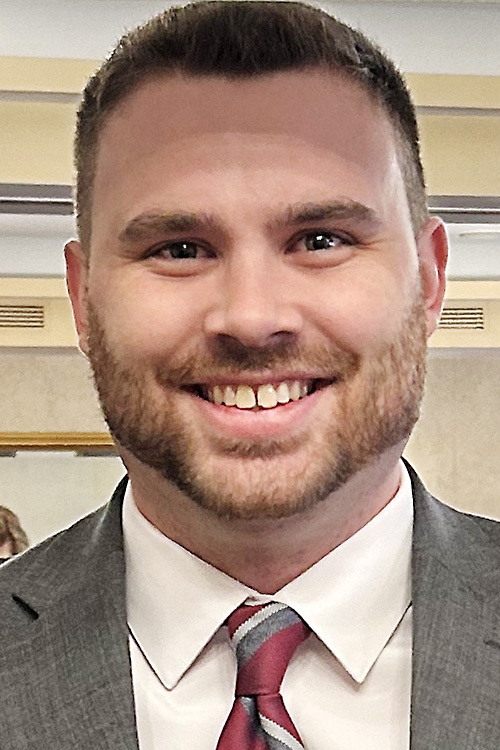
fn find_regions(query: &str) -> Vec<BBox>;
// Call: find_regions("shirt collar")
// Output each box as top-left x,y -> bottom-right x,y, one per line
276,464 -> 413,681
123,492 -> 252,689
123,462 -> 412,689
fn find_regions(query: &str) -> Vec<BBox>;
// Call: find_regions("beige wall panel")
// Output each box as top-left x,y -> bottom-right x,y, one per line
419,114 -> 500,196
407,74 -> 500,109
0,279 -> 77,348
0,57 -> 97,93
431,299 -> 500,349
0,278 -> 66,297
0,100 -> 76,183
405,355 -> 500,520
0,350 -> 105,432
0,298 -> 77,347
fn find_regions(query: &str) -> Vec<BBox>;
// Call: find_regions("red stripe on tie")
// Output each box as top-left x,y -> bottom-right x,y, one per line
236,620 -> 309,695
216,699 -> 268,750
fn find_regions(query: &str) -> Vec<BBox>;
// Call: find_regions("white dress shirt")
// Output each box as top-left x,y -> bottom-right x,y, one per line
123,463 -> 413,750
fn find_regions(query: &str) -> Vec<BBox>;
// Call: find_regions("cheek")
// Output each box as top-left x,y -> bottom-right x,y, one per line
307,274 -> 410,355
91,277 -> 209,360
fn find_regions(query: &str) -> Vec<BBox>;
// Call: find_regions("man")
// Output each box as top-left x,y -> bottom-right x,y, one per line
1,2 -> 499,748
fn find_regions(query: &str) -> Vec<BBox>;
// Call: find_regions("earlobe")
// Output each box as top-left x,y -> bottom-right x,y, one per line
64,240 -> 90,355
417,217 -> 448,338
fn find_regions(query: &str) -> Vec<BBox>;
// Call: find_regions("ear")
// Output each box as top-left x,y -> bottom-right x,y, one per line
416,217 -> 448,339
65,240 -> 90,356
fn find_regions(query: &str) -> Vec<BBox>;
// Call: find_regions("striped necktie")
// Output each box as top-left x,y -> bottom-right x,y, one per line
217,602 -> 310,750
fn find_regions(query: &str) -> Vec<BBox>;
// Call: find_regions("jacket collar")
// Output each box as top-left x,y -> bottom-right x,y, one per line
5,477 -> 138,750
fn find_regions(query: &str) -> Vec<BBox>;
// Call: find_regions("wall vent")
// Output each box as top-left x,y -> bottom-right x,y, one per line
439,306 -> 484,330
0,304 -> 45,328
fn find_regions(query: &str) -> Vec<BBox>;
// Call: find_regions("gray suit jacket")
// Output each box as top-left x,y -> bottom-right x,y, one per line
1,465 -> 500,749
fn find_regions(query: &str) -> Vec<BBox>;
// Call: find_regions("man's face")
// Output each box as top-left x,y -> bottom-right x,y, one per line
67,71 -> 446,520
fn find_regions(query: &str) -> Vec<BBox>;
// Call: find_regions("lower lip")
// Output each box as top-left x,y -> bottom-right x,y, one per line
190,388 -> 326,440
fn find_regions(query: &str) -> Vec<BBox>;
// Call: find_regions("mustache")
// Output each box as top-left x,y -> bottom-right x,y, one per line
154,337 -> 360,386
86,302 -> 359,386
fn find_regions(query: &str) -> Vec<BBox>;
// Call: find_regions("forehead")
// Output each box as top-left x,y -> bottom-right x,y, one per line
91,70 -> 405,234
98,68 -> 396,155
119,65 -> 378,117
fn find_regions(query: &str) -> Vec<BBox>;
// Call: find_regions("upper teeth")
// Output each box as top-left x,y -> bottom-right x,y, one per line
209,381 -> 309,409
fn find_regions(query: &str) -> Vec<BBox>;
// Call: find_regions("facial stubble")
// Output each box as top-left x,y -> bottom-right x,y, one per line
87,292 -> 427,521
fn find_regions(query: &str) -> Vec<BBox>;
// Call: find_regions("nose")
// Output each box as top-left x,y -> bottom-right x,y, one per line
204,251 -> 303,349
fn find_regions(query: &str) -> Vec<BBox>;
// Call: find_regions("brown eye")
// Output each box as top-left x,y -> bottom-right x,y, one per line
163,241 -> 199,259
303,233 -> 342,251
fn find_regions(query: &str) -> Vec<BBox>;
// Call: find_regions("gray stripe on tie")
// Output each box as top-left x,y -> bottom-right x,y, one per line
235,606 -> 302,667
240,696 -> 266,741
233,603 -> 287,648
240,698 -> 305,750
263,734 -> 300,750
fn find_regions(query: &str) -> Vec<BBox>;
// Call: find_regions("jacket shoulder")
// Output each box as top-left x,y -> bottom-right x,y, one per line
408,463 -> 500,594
0,476 -> 127,620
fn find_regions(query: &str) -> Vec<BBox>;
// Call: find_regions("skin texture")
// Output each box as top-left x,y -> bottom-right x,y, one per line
66,70 -> 447,592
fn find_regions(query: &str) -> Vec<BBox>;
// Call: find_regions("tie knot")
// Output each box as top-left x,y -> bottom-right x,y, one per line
227,602 -> 310,697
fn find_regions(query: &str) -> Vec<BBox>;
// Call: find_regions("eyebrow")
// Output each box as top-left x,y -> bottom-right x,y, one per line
119,211 -> 216,243
119,199 -> 382,243
279,200 -> 382,230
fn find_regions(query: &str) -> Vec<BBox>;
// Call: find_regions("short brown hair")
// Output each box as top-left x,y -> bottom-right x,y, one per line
75,0 -> 428,251
0,506 -> 29,556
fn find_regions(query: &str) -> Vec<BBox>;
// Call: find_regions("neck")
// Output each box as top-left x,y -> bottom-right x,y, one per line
124,450 -> 403,594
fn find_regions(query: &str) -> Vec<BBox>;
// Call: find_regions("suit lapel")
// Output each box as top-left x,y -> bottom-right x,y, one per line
8,478 -> 138,750
409,466 -> 500,750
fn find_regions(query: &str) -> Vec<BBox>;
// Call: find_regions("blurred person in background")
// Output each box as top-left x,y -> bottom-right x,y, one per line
0,506 -> 29,561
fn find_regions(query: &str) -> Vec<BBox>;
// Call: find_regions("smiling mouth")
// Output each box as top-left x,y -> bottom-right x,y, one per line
188,379 -> 332,410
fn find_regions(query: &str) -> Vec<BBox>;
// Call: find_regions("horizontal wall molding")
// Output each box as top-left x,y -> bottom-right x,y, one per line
0,432 -> 113,450
0,91 -> 80,104
0,183 -> 73,214
428,195 -> 500,223
417,106 -> 500,117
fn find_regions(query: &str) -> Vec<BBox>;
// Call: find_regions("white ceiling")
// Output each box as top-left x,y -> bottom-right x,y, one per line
0,0 -> 499,74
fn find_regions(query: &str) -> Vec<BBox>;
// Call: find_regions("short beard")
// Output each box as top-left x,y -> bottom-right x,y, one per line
87,292 -> 427,521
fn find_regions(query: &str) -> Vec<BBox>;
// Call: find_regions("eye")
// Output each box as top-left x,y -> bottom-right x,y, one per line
287,229 -> 356,268
301,232 -> 347,252
154,240 -> 205,260
143,238 -> 216,277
